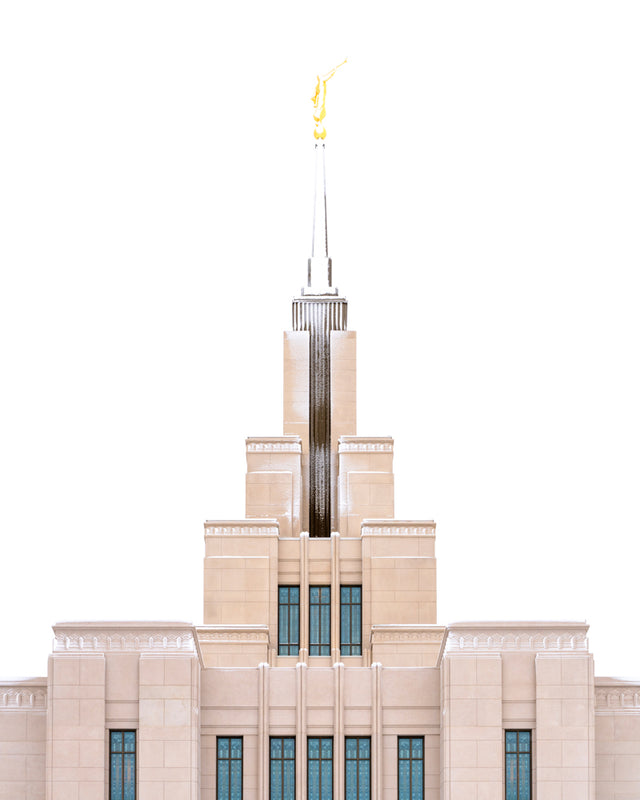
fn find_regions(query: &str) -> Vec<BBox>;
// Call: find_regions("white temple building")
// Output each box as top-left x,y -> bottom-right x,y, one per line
1,130 -> 639,800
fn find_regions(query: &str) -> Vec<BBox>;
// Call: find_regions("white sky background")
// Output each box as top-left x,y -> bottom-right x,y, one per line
1,1 -> 639,679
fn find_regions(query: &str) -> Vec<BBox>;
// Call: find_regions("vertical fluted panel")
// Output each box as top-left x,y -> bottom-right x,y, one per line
292,298 -> 347,537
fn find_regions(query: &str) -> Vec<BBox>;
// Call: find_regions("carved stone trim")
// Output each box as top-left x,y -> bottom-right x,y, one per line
196,626 -> 270,645
53,625 -> 196,653
0,684 -> 47,710
246,437 -> 302,453
595,681 -> 640,711
205,520 -> 279,536
445,624 -> 589,653
371,625 -> 447,644
362,520 -> 436,537
339,437 -> 394,453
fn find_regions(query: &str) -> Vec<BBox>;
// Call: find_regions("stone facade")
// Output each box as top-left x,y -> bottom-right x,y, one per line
1,145 -> 638,800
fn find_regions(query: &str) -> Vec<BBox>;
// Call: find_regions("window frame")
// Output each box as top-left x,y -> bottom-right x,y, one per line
309,585 -> 331,656
270,736 -> 296,800
307,736 -> 333,800
109,729 -> 136,800
397,736 -> 424,800
217,736 -> 243,800
505,729 -> 532,800
278,586 -> 300,656
345,736 -> 371,800
340,585 -> 362,656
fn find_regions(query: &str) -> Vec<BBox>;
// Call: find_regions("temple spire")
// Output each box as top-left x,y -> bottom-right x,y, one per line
304,143 -> 337,295
303,59 -> 346,297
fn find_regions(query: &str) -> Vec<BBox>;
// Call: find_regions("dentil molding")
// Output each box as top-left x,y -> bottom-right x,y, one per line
53,624 -> 197,653
0,683 -> 47,711
445,623 -> 589,653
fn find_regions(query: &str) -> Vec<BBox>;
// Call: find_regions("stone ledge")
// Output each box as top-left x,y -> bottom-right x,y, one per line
444,621 -> 589,653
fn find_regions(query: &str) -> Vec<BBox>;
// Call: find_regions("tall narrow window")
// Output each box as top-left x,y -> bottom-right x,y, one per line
308,737 -> 333,800
505,730 -> 531,800
340,586 -> 362,655
217,737 -> 243,800
398,737 -> 423,800
345,737 -> 370,800
110,730 -> 136,800
270,737 -> 296,800
278,586 -> 300,656
309,586 -> 331,655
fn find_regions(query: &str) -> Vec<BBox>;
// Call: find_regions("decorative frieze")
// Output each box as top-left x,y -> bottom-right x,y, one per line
362,520 -> 436,537
246,437 -> 302,453
53,623 -> 196,653
204,520 -> 279,536
595,680 -> 640,711
338,436 -> 394,453
0,682 -> 47,710
445,622 -> 589,653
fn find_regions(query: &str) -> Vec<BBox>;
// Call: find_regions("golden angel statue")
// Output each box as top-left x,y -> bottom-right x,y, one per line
311,58 -> 347,140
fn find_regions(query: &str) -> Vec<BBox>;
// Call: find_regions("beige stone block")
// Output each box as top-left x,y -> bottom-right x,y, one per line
450,658 -> 477,686
476,698 -> 501,726
53,659 -> 80,686
164,699 -> 190,726
476,739 -> 501,765
449,699 -> 477,726
164,782 -> 190,800
138,781 -> 164,800
0,713 -> 26,741
561,657 -> 589,685
535,656 -> 562,685
164,740 -> 191,768
52,699 -> 80,726
164,658 -> 192,686
139,698 -> 164,726
76,784 -> 102,800
139,656 -> 165,686
614,754 -> 640,781
560,781 -> 590,800
0,753 -> 25,780
79,699 -> 104,727
51,783 -> 78,800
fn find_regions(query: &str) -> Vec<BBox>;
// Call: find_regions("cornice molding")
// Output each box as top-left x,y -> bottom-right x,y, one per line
246,437 -> 302,453
0,682 -> 47,711
362,520 -> 436,537
53,623 -> 196,654
339,436 -> 394,453
196,625 -> 270,645
445,623 -> 589,653
371,625 -> 447,644
595,680 -> 640,712
204,520 -> 279,537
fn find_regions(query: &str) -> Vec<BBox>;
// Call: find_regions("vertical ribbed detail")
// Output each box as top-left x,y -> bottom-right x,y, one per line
292,297 -> 347,537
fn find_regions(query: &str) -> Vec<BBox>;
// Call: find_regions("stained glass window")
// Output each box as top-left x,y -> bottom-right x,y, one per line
345,737 -> 370,800
398,737 -> 423,800
505,730 -> 531,800
279,586 -> 300,656
218,737 -> 243,800
308,737 -> 333,800
110,730 -> 136,800
271,737 -> 296,800
309,586 -> 331,656
340,586 -> 362,656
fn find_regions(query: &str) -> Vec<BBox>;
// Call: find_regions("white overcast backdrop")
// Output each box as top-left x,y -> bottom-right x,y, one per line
1,2 -> 639,679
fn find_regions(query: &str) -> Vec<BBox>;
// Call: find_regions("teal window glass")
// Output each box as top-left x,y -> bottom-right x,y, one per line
308,737 -> 333,800
398,737 -> 423,800
218,737 -> 243,800
345,737 -> 370,800
278,586 -> 300,656
110,730 -> 136,800
505,731 -> 531,800
271,737 -> 296,800
340,586 -> 362,655
309,586 -> 331,656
